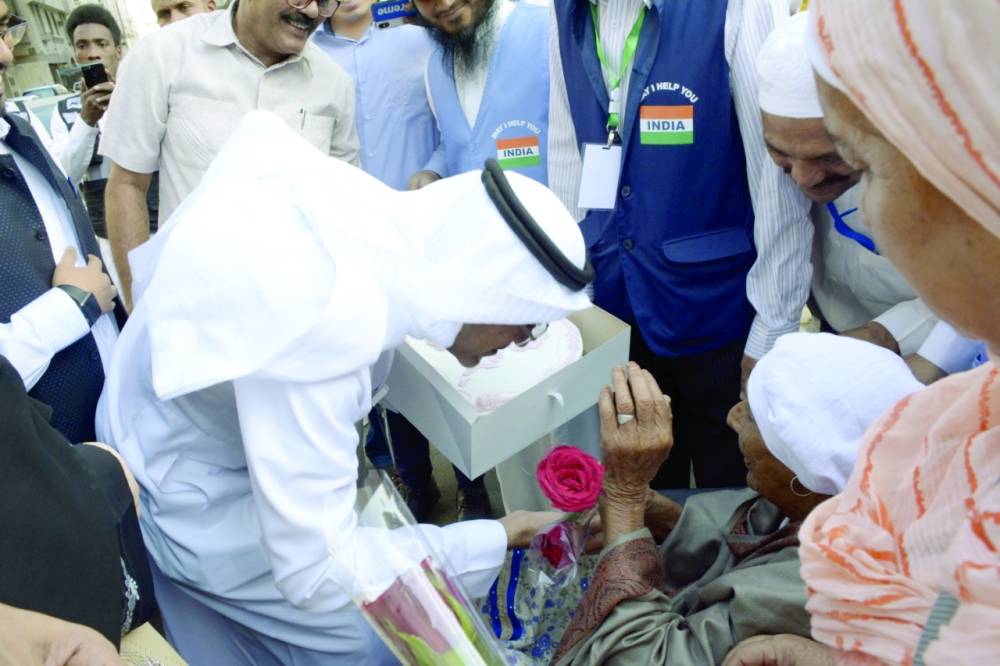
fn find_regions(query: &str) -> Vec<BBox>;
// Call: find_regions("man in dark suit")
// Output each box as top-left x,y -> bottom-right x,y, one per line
0,4 -> 119,443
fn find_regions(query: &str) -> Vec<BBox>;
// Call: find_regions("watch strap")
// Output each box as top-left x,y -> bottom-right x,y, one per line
57,284 -> 103,327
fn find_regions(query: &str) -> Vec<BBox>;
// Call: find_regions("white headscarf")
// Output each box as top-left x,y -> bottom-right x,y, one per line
805,1 -> 1000,239
757,12 -> 822,119
133,111 -> 592,400
747,333 -> 922,495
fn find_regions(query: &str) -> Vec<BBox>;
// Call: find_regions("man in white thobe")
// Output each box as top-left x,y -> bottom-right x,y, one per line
96,111 -> 591,664
755,12 -> 984,382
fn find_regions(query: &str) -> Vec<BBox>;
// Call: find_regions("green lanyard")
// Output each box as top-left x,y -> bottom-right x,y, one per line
589,2 -> 646,138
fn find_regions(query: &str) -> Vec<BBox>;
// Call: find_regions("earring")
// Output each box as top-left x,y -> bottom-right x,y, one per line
789,476 -> 813,498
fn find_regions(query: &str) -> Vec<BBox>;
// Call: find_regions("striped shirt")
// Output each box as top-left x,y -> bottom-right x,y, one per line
547,0 -> 814,359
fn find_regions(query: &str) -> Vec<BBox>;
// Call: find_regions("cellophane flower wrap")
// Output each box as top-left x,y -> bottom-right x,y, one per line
339,471 -> 516,666
524,446 -> 604,592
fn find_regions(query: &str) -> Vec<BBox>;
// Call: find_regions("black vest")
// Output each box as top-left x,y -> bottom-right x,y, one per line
0,113 -> 121,442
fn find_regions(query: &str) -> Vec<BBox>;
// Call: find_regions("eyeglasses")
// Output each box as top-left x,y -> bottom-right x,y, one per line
0,15 -> 27,47
515,323 -> 549,347
285,0 -> 341,18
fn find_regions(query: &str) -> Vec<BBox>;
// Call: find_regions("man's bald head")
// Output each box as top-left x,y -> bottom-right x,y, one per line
152,0 -> 215,27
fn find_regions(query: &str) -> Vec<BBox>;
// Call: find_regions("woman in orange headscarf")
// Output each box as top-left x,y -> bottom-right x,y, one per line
724,1 -> 1000,665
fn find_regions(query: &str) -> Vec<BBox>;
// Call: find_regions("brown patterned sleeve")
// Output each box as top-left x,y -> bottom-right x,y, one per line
551,535 -> 664,663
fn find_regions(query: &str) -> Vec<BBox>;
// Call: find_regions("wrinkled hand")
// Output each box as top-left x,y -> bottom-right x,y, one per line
498,510 -> 564,549
407,170 -> 441,190
79,78 -> 114,127
599,362 -> 673,502
0,603 -> 125,666
52,248 -> 117,313
840,321 -> 900,355
722,634 -> 835,666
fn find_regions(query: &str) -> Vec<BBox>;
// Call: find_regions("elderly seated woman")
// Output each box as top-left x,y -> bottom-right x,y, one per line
725,3 -> 999,665
548,336 -> 921,665
485,334 -> 920,664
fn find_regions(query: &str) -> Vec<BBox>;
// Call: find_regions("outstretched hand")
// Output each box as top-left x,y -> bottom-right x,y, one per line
599,362 -> 673,502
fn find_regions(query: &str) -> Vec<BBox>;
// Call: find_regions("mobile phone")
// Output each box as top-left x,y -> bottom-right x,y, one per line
81,62 -> 109,88
372,0 -> 417,29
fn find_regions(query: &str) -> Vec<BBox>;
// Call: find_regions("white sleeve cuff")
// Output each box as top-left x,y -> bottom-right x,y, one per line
872,300 -> 937,356
744,316 -> 800,360
1,288 -> 90,389
915,321 -> 986,375
436,519 -> 508,598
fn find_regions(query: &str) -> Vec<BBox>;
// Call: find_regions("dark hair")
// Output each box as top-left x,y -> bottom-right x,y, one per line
65,4 -> 122,46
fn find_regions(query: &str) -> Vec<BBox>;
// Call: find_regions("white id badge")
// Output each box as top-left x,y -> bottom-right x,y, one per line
577,143 -> 623,210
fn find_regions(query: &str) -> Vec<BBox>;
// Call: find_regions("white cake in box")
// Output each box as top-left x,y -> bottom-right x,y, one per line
406,319 -> 584,413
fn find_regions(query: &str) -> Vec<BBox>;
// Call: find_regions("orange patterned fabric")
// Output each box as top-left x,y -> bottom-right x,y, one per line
799,363 -> 1000,664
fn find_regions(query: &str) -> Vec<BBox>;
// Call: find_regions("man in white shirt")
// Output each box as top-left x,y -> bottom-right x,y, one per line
548,0 -> 814,488
98,111 -> 588,664
755,11 -> 984,383
50,5 -> 159,241
151,0 -> 215,27
0,4 -> 120,444
101,0 -> 361,308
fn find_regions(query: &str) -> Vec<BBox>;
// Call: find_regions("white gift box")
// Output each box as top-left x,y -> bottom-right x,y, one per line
383,307 -> 630,479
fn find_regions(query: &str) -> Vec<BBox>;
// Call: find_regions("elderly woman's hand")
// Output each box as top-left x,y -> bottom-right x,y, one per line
598,363 -> 673,542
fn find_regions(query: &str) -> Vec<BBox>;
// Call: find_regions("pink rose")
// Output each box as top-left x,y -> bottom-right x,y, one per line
536,445 -> 604,512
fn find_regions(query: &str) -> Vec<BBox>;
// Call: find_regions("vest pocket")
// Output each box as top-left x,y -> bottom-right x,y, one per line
658,226 -> 755,346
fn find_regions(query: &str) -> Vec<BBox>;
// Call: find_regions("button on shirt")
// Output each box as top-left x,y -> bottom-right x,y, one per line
0,120 -> 117,389
100,5 -> 361,222
313,22 -> 438,190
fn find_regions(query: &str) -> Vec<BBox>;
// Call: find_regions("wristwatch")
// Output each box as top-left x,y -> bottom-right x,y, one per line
57,284 -> 103,327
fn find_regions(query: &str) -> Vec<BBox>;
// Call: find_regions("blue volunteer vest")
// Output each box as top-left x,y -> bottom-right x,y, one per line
426,2 -> 550,184
556,0 -> 756,356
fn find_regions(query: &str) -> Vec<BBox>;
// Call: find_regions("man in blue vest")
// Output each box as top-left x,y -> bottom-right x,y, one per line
549,0 -> 814,488
0,4 -> 121,444
409,0 -> 549,188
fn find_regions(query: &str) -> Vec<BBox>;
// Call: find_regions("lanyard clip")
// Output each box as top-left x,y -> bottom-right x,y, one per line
604,128 -> 618,149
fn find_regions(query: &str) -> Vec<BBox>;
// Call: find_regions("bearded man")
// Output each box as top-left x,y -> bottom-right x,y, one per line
408,0 -> 550,189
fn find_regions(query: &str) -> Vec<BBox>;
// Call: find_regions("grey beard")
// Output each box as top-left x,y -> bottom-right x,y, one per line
430,0 -> 499,78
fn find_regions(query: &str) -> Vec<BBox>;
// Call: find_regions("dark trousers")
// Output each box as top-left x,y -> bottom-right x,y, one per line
630,330 -> 748,489
366,408 -> 483,490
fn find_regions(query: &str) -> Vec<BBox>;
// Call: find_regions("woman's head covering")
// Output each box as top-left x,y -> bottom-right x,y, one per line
756,12 -> 823,119
804,0 -> 1000,238
747,332 -> 922,494
133,111 -> 592,400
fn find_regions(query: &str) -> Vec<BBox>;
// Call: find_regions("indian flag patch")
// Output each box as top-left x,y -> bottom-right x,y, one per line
496,136 -> 541,169
639,105 -> 694,145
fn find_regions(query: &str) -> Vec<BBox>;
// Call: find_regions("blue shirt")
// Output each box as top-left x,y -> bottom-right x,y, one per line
312,22 -> 438,190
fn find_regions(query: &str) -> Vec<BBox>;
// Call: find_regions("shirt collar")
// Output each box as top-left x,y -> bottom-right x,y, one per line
202,2 -> 311,71
201,2 -> 240,47
0,117 -> 9,141
318,18 -> 374,44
